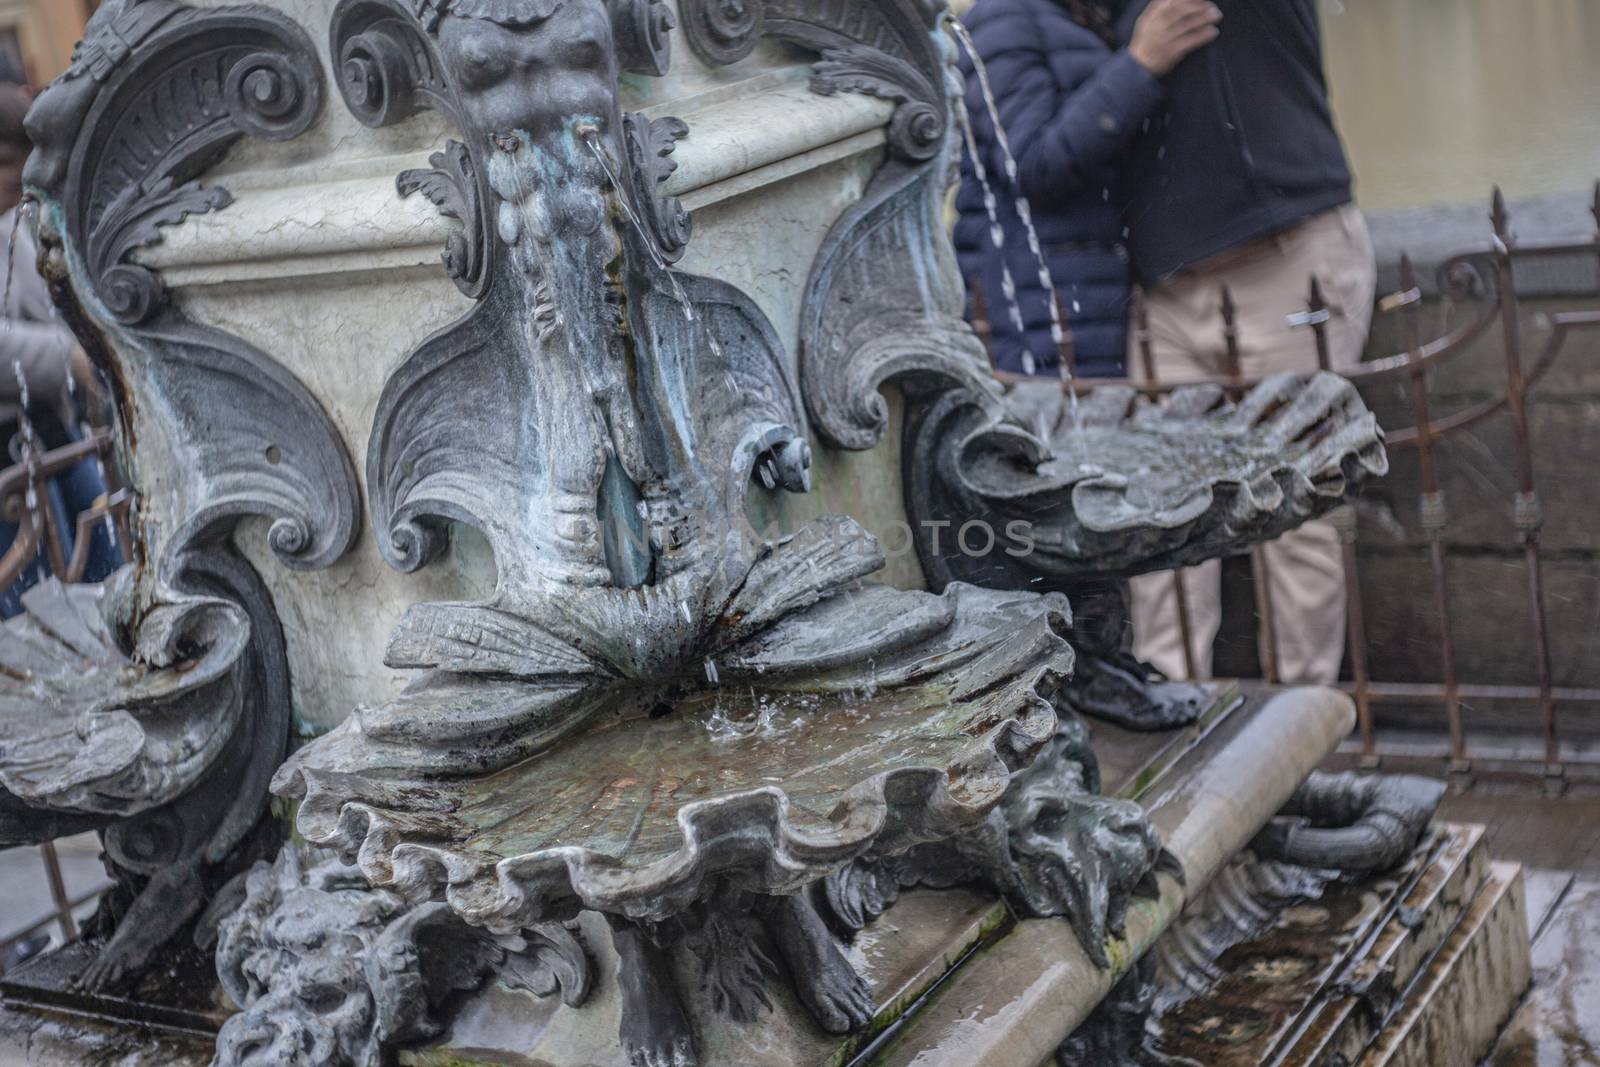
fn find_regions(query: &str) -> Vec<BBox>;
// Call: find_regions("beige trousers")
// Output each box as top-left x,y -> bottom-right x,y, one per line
1129,204 -> 1376,685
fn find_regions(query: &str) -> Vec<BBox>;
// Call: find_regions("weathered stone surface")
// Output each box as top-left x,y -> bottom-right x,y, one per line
1278,824 -> 1493,1065
1353,862 -> 1530,1067
1354,397 -> 1600,552
1351,553 -> 1600,733
277,578 -> 1070,928
1487,877 -> 1600,1067
867,687 -> 1356,1067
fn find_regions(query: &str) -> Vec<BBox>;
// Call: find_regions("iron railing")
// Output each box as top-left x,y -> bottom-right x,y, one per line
0,426 -> 128,972
973,189 -> 1600,789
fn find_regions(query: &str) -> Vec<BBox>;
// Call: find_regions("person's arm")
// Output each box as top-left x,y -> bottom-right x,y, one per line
995,44 -> 1164,205
0,219 -> 79,408
0,318 -> 72,404
976,0 -> 1220,205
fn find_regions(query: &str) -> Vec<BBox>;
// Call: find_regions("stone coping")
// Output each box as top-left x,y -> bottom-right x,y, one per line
136,66 -> 892,288
867,686 -> 1355,1067
1365,187 -> 1599,298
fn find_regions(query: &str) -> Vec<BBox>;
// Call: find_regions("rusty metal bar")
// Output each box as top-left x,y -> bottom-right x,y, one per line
1171,568 -> 1198,681
65,489 -> 132,584
1220,284 -> 1242,386
0,884 -> 106,975
37,842 -> 79,942
1490,190 -> 1560,770
1382,307 -> 1600,447
1287,274 -> 1334,372
1331,506 -> 1375,756
1393,253 -> 1465,765
0,431 -> 122,591
1343,681 -> 1600,704
1134,288 -> 1158,384
969,278 -> 995,369
1250,548 -> 1282,685
1052,291 -> 1078,379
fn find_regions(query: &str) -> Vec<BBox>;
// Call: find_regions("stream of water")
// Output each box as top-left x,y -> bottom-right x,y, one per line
946,17 -> 1084,439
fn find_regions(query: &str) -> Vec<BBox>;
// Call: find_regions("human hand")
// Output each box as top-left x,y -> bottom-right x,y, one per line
1130,0 -> 1222,77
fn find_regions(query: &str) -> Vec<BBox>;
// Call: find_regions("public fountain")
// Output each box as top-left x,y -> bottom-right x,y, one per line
0,1 -> 1522,1066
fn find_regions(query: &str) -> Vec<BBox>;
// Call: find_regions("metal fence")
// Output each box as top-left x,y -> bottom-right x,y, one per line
0,427 -> 128,973
974,189 -> 1600,790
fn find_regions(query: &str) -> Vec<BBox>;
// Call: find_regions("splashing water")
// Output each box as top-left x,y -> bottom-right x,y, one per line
704,687 -> 806,744
583,132 -> 727,369
947,17 -> 1084,436
4,207 -> 49,542
953,97 -> 1028,359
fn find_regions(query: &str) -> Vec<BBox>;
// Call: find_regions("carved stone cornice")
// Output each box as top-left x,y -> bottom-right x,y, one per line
23,0 -> 359,574
681,0 -> 948,162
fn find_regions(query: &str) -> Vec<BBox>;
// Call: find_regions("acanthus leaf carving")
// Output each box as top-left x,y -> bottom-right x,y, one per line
622,112 -> 693,264
398,139 -> 488,297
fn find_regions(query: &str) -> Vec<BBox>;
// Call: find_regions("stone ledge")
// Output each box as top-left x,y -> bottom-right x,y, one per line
865,687 -> 1357,1067
1366,188 -> 1600,298
136,70 -> 892,289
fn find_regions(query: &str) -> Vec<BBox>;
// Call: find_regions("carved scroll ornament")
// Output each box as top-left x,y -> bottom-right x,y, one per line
23,0 -> 359,575
2,0 -> 355,991
260,3 -> 1092,1064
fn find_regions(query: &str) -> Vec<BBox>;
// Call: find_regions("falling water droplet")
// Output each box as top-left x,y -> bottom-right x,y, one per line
949,17 -> 1084,431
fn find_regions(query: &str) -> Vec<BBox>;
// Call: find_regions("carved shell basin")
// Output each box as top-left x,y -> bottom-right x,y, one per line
0,571 -> 248,816
279,580 -> 1071,930
975,372 -> 1389,578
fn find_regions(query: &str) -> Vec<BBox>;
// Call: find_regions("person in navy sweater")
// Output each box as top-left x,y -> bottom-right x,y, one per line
1117,0 -> 1375,687
952,0 -> 1221,378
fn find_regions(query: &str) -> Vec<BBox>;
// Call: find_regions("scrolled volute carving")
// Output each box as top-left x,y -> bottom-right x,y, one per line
812,44 -> 944,161
24,1 -> 323,327
681,0 -> 948,160
23,1 -> 359,574
331,0 -> 450,128
612,0 -> 676,76
680,0 -> 764,66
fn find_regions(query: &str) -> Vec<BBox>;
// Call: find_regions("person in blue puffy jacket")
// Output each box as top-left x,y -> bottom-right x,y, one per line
953,0 -> 1220,378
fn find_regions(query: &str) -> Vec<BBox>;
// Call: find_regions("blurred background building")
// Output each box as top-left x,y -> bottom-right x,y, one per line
0,0 -> 94,89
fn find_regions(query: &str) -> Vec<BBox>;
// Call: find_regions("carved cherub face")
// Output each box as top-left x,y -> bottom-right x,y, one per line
435,0 -> 619,142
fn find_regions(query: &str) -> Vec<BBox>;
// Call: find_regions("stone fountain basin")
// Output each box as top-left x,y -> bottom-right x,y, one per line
282,583 -> 1071,930
968,372 -> 1389,578
0,572 -> 249,816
